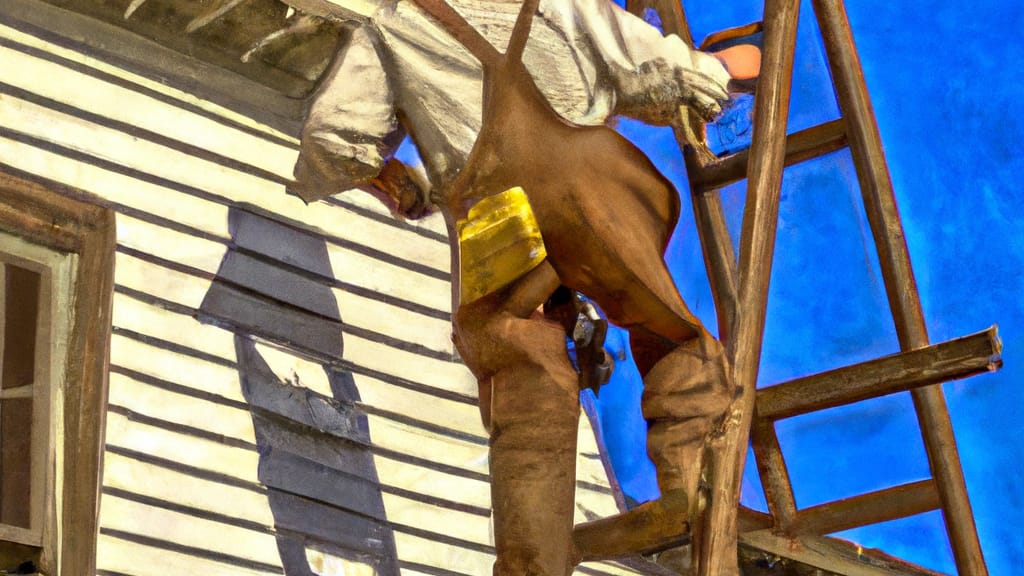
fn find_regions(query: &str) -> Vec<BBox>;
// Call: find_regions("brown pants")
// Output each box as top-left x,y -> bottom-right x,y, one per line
454,261 -> 731,576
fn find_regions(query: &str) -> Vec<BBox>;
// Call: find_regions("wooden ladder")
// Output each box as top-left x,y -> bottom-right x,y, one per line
588,0 -> 1001,574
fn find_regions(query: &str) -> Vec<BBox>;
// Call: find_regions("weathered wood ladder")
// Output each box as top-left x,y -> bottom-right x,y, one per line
595,0 -> 1002,574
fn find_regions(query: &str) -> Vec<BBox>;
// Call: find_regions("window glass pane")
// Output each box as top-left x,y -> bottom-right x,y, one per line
0,399 -> 32,529
1,264 -> 39,529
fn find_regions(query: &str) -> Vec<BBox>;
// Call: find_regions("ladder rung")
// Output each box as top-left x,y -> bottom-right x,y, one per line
756,326 -> 1001,421
737,505 -> 773,533
691,118 -> 847,192
573,490 -> 690,560
792,479 -> 940,536
739,529 -> 943,576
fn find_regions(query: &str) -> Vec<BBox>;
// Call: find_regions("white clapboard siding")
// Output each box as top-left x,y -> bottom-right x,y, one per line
0,82 -> 449,274
393,531 -> 494,576
344,334 -> 477,397
96,534 -> 282,576
0,15 -> 644,575
106,405 -> 495,542
108,372 -> 258,446
108,361 -> 491,507
0,44 -> 297,179
111,210 -> 450,314
100,494 -> 283,568
0,23 -> 297,145
374,456 -> 491,511
110,333 -> 246,404
105,410 -> 261,483
114,248 -> 456,357
0,133 -> 233,238
111,291 -> 478,404
383,492 -> 491,546
111,292 -> 239,363
102,451 -> 276,528
0,122 -> 449,280
109,357 -> 490,480
255,341 -> 484,438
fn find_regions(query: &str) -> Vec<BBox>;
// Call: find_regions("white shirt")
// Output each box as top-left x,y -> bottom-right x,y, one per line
291,0 -> 730,199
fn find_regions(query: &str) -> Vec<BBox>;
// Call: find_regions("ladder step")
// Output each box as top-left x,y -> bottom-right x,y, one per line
573,490 -> 690,561
691,118 -> 847,192
756,326 -> 1001,421
792,479 -> 940,536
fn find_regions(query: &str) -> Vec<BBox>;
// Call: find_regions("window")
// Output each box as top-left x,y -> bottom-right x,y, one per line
0,230 -> 76,572
0,170 -> 115,575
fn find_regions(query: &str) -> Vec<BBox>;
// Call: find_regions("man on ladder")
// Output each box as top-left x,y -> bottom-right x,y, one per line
288,0 -> 760,573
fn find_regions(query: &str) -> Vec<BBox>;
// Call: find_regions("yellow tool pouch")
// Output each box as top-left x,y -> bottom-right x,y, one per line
457,187 -> 547,304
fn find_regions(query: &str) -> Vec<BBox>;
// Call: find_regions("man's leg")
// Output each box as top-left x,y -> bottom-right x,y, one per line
455,262 -> 581,576
631,327 -> 731,503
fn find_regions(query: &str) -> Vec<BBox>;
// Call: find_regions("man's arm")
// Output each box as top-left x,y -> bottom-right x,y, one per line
571,0 -> 731,125
290,22 -> 432,218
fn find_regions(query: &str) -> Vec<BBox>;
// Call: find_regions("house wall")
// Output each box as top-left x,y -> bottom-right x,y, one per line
0,4 -> 642,575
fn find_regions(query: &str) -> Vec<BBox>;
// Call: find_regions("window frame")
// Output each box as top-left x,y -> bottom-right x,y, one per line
0,169 -> 115,575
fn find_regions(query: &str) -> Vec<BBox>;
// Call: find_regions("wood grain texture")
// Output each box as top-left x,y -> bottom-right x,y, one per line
756,327 -> 1001,421
812,1 -> 989,571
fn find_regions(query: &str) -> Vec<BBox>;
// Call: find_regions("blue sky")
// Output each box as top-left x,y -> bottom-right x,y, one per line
594,0 -> 1024,573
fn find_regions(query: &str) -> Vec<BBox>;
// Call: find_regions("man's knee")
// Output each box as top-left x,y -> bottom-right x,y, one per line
641,333 -> 733,424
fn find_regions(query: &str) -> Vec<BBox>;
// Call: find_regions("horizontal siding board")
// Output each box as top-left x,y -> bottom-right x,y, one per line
393,531 -> 493,576
96,533 -> 282,576
328,192 -> 450,241
0,95 -> 449,278
115,213 -> 229,276
258,448 -> 387,521
0,22 -> 299,146
266,490 -> 392,557
0,133 -> 232,238
0,127 -> 449,281
215,250 -> 343,320
200,281 -> 347,361
252,342 -> 480,434
383,493 -> 492,547
114,243 -> 453,354
252,412 -> 377,480
109,333 -> 245,403
112,210 -> 450,315
373,457 -> 490,512
0,92 -> 285,202
343,334 -> 476,398
112,289 -> 476,403
108,371 -> 257,446
105,410 -> 261,485
366,415 -> 489,477
355,373 -> 483,439
0,44 -> 297,178
111,291 -> 238,363
0,99 -> 450,276
100,494 -> 283,568
241,360 -> 370,445
101,450 -> 274,527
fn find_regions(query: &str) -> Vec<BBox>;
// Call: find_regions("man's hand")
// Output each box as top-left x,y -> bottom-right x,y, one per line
370,158 -> 435,219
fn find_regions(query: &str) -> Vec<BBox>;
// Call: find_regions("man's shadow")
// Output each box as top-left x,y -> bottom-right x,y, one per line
198,206 -> 400,575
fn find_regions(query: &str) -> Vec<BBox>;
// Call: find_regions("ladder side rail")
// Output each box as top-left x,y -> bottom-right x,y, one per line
697,1 -> 801,573
811,1 -> 988,573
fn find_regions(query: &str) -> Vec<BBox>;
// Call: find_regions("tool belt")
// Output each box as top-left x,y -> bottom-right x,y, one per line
457,187 -> 547,304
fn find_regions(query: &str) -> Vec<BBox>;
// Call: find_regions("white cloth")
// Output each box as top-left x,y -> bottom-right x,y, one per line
291,0 -> 731,200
